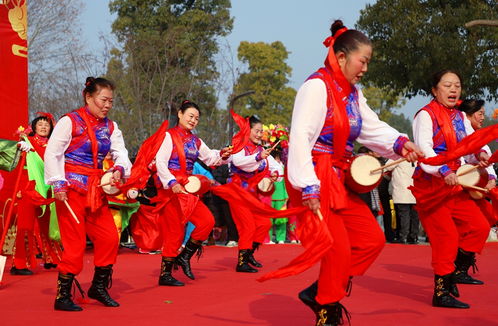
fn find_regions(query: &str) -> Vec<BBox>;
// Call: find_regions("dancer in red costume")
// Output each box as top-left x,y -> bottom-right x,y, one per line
142,100 -> 231,286
45,77 -> 132,311
287,21 -> 423,325
412,74 -> 492,310
228,115 -> 280,273
11,113 -> 62,275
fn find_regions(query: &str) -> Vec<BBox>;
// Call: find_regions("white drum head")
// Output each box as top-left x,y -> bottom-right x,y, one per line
457,164 -> 480,186
127,188 -> 139,199
258,177 -> 274,192
101,172 -> 120,195
185,176 -> 201,193
350,155 -> 382,186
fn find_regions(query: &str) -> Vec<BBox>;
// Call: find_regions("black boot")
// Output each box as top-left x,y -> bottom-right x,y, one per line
454,248 -> 484,285
10,267 -> 33,275
87,265 -> 120,307
247,242 -> 263,268
448,272 -> 460,298
235,249 -> 258,273
314,302 -> 351,326
159,257 -> 184,286
432,274 -> 470,309
54,273 -> 83,311
298,281 -> 318,312
175,238 -> 203,280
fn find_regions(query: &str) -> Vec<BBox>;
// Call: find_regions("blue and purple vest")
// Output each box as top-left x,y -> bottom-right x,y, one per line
230,142 -> 267,189
307,70 -> 362,163
167,127 -> 201,177
65,108 -> 114,190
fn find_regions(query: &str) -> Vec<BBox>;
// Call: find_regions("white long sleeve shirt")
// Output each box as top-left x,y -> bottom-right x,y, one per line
155,131 -> 229,189
287,78 -> 406,190
413,110 -> 494,178
44,116 -> 132,185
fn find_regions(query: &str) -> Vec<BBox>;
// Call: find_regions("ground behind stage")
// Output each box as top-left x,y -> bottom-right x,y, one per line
1,243 -> 498,326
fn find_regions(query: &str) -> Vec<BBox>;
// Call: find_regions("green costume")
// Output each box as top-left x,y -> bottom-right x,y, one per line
270,178 -> 288,243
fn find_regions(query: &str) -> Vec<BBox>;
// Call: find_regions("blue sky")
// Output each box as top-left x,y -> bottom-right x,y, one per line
81,0 -> 430,119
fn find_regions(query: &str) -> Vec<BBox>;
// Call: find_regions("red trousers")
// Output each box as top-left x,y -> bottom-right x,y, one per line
418,190 -> 489,275
229,195 -> 272,250
55,190 -> 119,275
316,191 -> 385,304
159,194 -> 214,257
14,197 -> 62,269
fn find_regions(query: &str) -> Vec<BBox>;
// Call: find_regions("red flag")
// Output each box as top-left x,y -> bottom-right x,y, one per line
121,121 -> 169,192
229,108 -> 250,154
421,124 -> 498,166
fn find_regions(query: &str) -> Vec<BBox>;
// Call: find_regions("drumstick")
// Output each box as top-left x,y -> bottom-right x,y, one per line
64,200 -> 80,224
458,183 -> 489,193
456,164 -> 480,177
98,182 -> 112,188
269,140 -> 281,153
316,209 -> 324,221
370,158 -> 407,174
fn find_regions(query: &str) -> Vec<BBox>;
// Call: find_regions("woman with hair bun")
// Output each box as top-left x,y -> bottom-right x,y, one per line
227,115 -> 281,273
411,71 -> 491,309
287,20 -> 423,325
142,100 -> 232,287
45,77 -> 132,311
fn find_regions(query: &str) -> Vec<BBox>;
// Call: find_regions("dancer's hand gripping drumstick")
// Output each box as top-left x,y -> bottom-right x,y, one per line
54,192 -> 81,224
172,183 -> 189,195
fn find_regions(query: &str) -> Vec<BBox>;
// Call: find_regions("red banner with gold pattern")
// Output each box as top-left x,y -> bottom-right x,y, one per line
0,0 -> 28,139
0,0 -> 28,231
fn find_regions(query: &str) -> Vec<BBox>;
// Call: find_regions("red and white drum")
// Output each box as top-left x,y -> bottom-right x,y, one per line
100,172 -> 121,196
456,164 -> 488,200
257,177 -> 275,196
184,175 -> 211,196
344,155 -> 383,194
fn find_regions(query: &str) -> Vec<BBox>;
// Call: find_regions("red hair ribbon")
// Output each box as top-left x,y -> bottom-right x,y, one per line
322,27 -> 347,48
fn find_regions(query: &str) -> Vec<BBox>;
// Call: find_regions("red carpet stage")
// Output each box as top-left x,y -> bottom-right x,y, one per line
1,243 -> 498,325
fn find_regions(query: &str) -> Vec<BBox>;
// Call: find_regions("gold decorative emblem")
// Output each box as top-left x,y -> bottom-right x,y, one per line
3,0 -> 27,58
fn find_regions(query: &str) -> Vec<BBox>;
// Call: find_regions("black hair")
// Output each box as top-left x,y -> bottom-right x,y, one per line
330,20 -> 371,55
458,99 -> 485,115
29,116 -> 53,138
83,77 -> 115,104
357,146 -> 372,154
178,100 -> 201,116
249,115 -> 262,129
431,69 -> 462,90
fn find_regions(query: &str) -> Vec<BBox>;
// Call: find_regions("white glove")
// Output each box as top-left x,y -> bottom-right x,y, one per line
18,141 -> 32,152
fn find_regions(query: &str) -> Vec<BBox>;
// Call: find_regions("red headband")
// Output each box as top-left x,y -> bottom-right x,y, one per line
36,111 -> 56,126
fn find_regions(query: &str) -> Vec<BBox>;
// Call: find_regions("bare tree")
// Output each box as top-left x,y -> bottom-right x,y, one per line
28,0 -> 105,119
